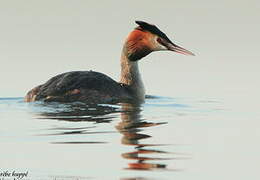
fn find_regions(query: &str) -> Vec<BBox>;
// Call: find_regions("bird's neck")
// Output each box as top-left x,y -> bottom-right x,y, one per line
119,52 -> 145,101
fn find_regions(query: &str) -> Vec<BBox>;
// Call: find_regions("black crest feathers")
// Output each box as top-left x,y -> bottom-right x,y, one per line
135,20 -> 173,44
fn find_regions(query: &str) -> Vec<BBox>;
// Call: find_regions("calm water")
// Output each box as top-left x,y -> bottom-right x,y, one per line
0,96 -> 259,180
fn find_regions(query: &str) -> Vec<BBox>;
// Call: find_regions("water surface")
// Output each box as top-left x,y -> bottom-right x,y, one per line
0,96 -> 259,180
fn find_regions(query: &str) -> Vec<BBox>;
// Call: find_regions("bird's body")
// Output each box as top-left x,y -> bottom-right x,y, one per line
25,71 -> 133,103
25,21 -> 194,103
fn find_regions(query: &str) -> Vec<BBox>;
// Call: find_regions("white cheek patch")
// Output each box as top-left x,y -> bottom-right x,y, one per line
157,43 -> 167,51
153,37 -> 167,51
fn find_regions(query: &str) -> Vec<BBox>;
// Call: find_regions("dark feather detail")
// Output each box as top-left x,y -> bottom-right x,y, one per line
135,20 -> 174,44
27,71 -> 134,103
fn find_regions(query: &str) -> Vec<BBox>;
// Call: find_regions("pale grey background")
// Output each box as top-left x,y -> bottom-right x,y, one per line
0,1 -> 260,179
0,0 -> 259,103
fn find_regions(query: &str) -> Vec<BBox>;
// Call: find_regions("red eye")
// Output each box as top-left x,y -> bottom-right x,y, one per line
157,38 -> 162,44
156,37 -> 167,47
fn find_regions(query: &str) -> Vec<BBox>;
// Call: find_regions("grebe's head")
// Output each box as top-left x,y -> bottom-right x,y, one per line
123,21 -> 195,61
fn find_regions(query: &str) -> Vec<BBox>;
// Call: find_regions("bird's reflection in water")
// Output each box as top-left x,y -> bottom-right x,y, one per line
35,101 -> 187,171
116,103 -> 171,171
36,102 -> 121,144
36,102 -> 120,123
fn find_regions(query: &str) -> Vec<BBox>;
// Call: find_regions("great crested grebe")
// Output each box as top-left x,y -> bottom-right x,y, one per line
25,21 -> 194,103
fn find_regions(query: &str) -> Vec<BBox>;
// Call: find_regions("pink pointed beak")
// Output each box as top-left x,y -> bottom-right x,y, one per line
167,43 -> 195,56
158,37 -> 195,56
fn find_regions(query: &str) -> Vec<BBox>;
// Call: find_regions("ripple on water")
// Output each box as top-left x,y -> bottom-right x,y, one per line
0,96 -> 201,179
